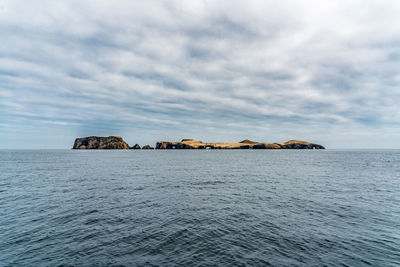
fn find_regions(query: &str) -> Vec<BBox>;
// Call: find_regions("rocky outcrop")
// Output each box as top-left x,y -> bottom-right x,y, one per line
279,140 -> 325,149
131,144 -> 141,149
142,145 -> 154,149
240,139 -> 258,144
156,139 -> 325,149
73,136 -> 130,149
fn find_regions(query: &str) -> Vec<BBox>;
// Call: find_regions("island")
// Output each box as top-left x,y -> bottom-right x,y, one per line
73,136 -> 130,149
156,139 -> 325,149
72,136 -> 325,149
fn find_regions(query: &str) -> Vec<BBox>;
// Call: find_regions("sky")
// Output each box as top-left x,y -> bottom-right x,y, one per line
1,0 -> 400,149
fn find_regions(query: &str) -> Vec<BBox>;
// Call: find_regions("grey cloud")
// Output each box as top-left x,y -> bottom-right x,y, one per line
1,0 -> 400,148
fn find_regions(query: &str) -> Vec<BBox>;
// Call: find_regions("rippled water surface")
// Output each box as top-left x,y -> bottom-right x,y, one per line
1,150 -> 399,266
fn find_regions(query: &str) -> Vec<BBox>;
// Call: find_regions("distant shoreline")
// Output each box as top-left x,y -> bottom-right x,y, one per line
72,136 -> 325,150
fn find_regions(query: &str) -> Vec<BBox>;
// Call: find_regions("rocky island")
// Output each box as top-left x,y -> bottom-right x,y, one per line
156,139 -> 325,149
73,136 -> 130,149
72,136 -> 325,149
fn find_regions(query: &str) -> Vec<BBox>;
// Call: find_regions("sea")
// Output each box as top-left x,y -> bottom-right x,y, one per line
0,149 -> 399,266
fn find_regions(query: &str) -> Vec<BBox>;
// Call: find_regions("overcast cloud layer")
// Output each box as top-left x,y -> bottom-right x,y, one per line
1,0 -> 400,148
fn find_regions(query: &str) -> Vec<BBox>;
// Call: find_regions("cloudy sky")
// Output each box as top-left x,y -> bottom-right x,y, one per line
1,0 -> 400,148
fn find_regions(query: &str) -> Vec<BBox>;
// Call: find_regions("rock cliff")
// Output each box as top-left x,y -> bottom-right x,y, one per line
72,136 -> 130,149
156,139 -> 325,149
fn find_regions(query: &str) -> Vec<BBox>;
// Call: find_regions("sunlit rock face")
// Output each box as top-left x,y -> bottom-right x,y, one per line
156,139 -> 325,149
72,136 -> 130,149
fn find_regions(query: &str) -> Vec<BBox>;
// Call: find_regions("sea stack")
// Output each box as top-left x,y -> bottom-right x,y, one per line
72,136 -> 130,149
131,144 -> 141,149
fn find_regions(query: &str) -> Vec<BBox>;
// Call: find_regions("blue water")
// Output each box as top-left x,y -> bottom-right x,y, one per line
0,150 -> 399,266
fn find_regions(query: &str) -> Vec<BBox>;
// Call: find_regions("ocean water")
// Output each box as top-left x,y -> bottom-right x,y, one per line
0,150 -> 399,266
